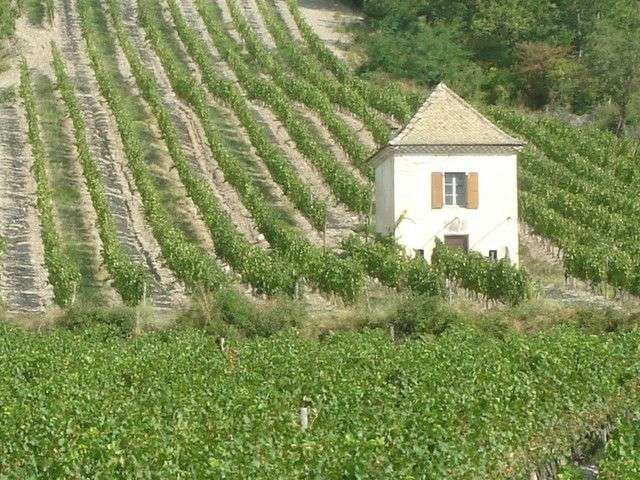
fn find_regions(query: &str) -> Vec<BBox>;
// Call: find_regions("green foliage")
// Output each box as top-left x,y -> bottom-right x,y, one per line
0,0 -> 19,39
51,45 -> 146,306
584,0 -> 640,135
0,325 -> 639,476
343,0 -> 638,118
19,60 -> 80,306
56,305 -> 137,337
342,235 -> 445,296
431,239 -> 531,305
180,288 -> 305,339
393,294 -> 458,336
599,411 -> 640,479
491,107 -> 640,294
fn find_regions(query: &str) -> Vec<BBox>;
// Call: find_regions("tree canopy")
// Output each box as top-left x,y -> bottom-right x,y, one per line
345,0 -> 640,136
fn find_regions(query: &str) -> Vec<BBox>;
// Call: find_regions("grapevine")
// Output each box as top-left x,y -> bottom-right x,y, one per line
19,59 -> 81,306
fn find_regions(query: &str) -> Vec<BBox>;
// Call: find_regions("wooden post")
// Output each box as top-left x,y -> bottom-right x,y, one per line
218,336 -> 226,353
299,407 -> 309,431
389,325 -> 395,342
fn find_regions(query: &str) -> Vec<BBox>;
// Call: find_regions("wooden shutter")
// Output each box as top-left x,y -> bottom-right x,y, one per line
431,172 -> 443,209
467,172 -> 479,209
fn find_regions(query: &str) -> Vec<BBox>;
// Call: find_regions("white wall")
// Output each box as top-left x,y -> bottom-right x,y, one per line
375,154 -> 395,235
375,151 -> 519,265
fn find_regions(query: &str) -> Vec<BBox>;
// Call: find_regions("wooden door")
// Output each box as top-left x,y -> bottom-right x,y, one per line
444,235 -> 469,251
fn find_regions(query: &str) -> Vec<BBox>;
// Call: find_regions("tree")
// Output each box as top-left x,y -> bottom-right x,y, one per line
585,0 -> 640,135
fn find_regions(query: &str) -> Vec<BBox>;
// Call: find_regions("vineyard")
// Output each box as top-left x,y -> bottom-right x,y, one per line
2,0 -> 640,477
1,323 -> 639,478
0,0 -> 544,313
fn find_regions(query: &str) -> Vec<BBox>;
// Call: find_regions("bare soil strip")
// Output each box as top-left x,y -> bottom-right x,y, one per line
57,0 -> 184,309
270,0 -> 302,41
0,101 -> 53,312
237,0 -> 276,49
295,0 -> 362,62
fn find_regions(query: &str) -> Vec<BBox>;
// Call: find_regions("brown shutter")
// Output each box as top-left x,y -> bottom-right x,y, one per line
431,172 -> 443,209
467,172 -> 479,209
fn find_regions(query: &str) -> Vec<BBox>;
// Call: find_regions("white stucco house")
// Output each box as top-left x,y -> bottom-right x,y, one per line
371,83 -> 525,265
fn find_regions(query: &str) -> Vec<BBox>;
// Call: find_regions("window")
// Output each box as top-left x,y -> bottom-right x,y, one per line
414,249 -> 425,259
444,173 -> 466,206
489,250 -> 498,261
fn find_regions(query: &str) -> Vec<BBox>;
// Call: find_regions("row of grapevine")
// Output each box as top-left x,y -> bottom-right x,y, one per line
131,0 -> 366,300
500,109 -> 640,186
431,240 -> 530,305
74,0 -> 230,294
490,108 -> 640,295
342,235 -> 445,296
3,325 -> 640,477
51,45 -> 146,306
18,60 -> 80,306
157,0 -> 326,230
225,0 -> 373,178
0,0 -> 18,38
521,189 -> 640,294
520,170 -> 640,247
284,0 -> 417,121
192,0 -> 372,213
518,145 -> 638,219
255,0 -> 389,146
597,411 -> 640,479
492,108 -> 638,212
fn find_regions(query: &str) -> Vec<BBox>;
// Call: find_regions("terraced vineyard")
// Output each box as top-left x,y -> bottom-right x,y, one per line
0,0 -> 637,313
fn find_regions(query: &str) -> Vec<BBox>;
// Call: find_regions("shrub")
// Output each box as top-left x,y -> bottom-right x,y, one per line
392,295 -> 459,336
180,289 -> 304,338
56,305 -> 137,337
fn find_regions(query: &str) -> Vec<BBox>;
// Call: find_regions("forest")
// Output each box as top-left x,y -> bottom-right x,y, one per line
342,0 -> 640,137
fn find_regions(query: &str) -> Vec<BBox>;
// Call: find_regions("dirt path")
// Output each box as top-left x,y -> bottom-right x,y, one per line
56,0 -> 184,309
0,102 -> 53,312
236,0 -> 276,49
290,0 -> 362,62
